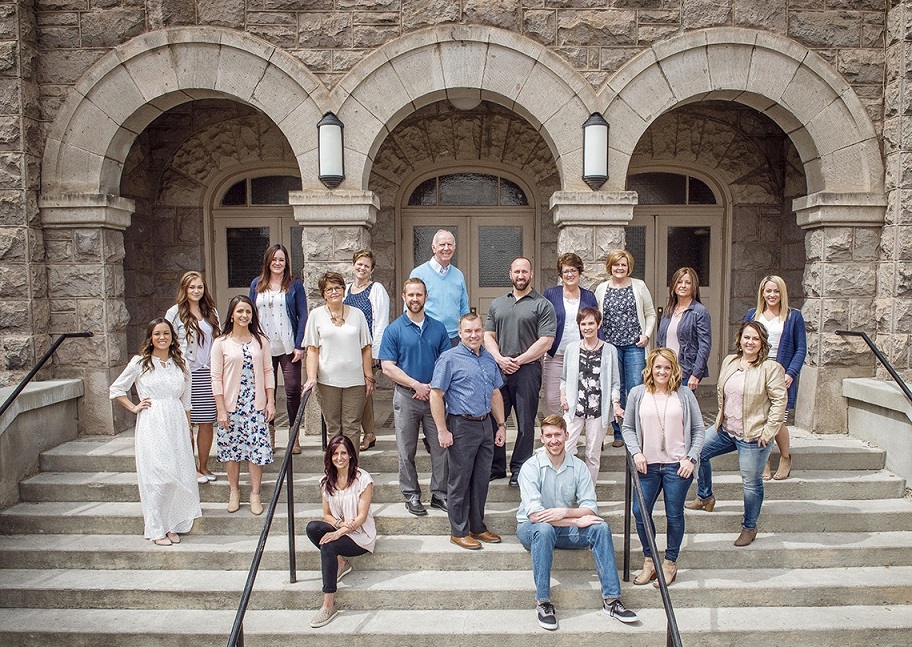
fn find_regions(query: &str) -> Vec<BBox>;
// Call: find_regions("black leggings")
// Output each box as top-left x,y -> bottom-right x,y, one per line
306,520 -> 368,593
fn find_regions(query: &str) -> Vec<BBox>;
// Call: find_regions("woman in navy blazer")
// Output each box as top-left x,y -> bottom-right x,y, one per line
745,275 -> 806,480
656,267 -> 711,391
249,243 -> 308,453
542,253 -> 599,416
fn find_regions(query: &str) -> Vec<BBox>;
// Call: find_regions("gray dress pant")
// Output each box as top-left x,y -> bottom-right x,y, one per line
393,384 -> 448,501
446,414 -> 493,537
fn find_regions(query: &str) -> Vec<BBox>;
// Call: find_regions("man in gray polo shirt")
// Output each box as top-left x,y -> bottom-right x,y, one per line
484,257 -> 556,487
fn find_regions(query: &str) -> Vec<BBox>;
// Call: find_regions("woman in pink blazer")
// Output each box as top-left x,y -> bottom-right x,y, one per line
211,295 -> 275,516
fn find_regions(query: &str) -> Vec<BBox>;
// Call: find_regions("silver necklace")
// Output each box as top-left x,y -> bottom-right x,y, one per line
651,390 -> 670,452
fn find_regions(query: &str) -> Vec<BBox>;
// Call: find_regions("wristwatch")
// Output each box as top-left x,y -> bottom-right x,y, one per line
496,421 -> 506,430
687,456 -> 697,464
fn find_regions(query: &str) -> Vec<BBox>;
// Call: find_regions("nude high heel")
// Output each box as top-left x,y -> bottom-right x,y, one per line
633,557 -> 656,585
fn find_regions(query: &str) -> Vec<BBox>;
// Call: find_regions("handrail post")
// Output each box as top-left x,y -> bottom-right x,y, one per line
623,458 -> 631,582
286,419 -> 298,584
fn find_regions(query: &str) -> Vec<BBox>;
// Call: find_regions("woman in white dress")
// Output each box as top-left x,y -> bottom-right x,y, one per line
110,318 -> 202,546
165,270 -> 220,484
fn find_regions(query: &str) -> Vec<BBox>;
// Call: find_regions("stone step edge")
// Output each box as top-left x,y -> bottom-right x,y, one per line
0,606 -> 910,637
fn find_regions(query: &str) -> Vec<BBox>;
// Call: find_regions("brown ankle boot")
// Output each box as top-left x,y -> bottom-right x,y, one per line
269,424 -> 276,450
633,557 -> 656,585
734,527 -> 758,546
773,454 -> 791,480
684,495 -> 715,512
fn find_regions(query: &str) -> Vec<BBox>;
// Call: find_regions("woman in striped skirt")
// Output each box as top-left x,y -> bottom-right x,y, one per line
166,271 -> 220,484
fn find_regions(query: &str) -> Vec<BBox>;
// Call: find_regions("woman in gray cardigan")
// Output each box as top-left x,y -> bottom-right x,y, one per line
622,348 -> 705,588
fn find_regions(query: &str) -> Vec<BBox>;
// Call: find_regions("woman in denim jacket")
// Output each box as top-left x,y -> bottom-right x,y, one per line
656,267 -> 711,391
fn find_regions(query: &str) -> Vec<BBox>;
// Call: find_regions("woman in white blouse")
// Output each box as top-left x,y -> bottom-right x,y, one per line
303,272 -> 374,455
305,434 -> 376,628
344,249 -> 390,450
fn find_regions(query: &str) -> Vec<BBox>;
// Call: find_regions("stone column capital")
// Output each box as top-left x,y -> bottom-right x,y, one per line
289,190 -> 379,227
792,192 -> 887,230
39,193 -> 136,231
549,191 -> 638,227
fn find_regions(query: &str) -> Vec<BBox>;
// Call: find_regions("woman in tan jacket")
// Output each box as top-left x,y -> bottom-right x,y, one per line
685,320 -> 786,546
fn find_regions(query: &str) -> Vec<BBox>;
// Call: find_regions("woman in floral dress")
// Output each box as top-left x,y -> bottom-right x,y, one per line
210,295 -> 275,515
110,318 -> 201,546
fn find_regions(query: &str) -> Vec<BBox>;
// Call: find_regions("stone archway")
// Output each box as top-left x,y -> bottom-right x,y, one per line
331,26 -> 599,193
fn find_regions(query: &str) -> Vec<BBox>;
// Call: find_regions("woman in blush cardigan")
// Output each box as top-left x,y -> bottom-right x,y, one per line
745,275 -> 806,480
622,348 -> 704,587
594,249 -> 657,447
210,295 -> 275,516
249,243 -> 308,453
656,267 -> 711,391
542,252 -> 599,417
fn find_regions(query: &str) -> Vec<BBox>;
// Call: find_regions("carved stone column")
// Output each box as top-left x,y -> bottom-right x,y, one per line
289,189 -> 379,436
794,192 -> 887,433
40,193 -> 135,434
550,191 -> 637,286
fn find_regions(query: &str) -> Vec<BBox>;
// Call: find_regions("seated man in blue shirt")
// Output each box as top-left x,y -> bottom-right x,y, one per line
516,414 -> 638,630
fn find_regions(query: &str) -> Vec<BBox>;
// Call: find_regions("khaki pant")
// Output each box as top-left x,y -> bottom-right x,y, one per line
316,383 -> 366,457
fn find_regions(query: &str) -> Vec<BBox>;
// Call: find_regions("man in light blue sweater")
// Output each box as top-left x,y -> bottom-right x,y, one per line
409,229 -> 470,345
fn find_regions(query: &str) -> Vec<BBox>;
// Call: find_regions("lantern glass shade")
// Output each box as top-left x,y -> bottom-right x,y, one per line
582,113 -> 609,191
318,113 -> 344,189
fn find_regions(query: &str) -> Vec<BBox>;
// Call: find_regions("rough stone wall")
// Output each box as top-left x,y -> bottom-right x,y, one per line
630,101 -> 806,346
32,2 -> 889,142
120,100 -> 295,350
0,0 -> 49,387
368,99 -> 560,301
876,0 -> 912,376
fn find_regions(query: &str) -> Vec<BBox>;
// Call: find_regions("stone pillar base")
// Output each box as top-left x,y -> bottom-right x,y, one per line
795,365 -> 875,434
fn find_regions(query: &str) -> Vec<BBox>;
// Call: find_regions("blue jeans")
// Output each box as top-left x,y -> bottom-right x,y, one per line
516,520 -> 621,601
633,463 -> 692,562
696,425 -> 774,530
612,344 -> 646,439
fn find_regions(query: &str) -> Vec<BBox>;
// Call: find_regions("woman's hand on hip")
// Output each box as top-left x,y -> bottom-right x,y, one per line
677,459 -> 694,479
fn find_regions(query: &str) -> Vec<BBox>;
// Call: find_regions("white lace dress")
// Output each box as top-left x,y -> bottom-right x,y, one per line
110,356 -> 202,539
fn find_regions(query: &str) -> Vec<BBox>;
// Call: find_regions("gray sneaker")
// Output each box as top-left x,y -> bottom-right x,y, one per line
536,601 -> 558,630
603,598 -> 638,623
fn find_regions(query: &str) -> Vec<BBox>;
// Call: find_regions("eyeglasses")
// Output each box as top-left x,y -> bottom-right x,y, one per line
560,269 -> 580,276
324,286 -> 344,294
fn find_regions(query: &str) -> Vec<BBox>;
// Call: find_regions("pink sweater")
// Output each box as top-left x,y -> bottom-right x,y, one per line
210,335 -> 274,412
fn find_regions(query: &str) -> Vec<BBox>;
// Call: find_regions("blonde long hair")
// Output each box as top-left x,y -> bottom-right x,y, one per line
754,275 -> 789,323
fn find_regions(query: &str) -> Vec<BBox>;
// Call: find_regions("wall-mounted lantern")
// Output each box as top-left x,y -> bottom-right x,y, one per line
582,112 -> 609,191
318,112 -> 344,189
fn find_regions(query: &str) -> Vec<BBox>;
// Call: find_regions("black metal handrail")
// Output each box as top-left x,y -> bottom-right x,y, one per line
0,332 -> 94,420
836,330 -> 912,405
226,388 -> 311,647
622,450 -> 684,647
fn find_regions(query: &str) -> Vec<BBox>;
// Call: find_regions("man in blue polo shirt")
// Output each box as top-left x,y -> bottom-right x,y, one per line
380,278 -> 451,517
431,313 -> 507,550
517,414 -> 638,630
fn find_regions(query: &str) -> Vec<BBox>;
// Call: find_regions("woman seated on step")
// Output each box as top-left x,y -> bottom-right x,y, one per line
622,348 -> 705,587
306,434 -> 376,628
109,318 -> 202,546
686,320 -> 786,547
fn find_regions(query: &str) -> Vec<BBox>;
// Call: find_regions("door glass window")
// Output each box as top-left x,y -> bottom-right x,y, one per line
478,226 -> 522,288
408,178 -> 438,206
226,227 -> 270,288
251,176 -> 302,205
413,225 -> 458,270
500,179 -> 529,206
666,226 -> 711,286
439,173 -> 498,206
688,176 -> 717,204
624,226 -> 647,281
222,180 -> 247,206
627,172 -> 717,205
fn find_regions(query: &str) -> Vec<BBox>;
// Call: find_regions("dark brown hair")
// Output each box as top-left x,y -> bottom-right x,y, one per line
220,295 -> 265,348
139,318 -> 186,374
255,244 -> 293,293
735,320 -> 770,367
321,434 -> 360,496
664,267 -> 702,317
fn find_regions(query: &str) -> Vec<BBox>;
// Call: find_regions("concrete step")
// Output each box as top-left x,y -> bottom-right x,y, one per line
37,432 -> 888,474
5,530 -> 912,572
1,565 -> 910,611
1,606 -> 910,646
18,469 -> 906,504
4,498 -> 912,536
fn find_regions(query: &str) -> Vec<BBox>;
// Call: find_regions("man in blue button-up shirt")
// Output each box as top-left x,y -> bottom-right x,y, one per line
380,278 -> 451,517
431,313 -> 506,550
517,415 -> 638,630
